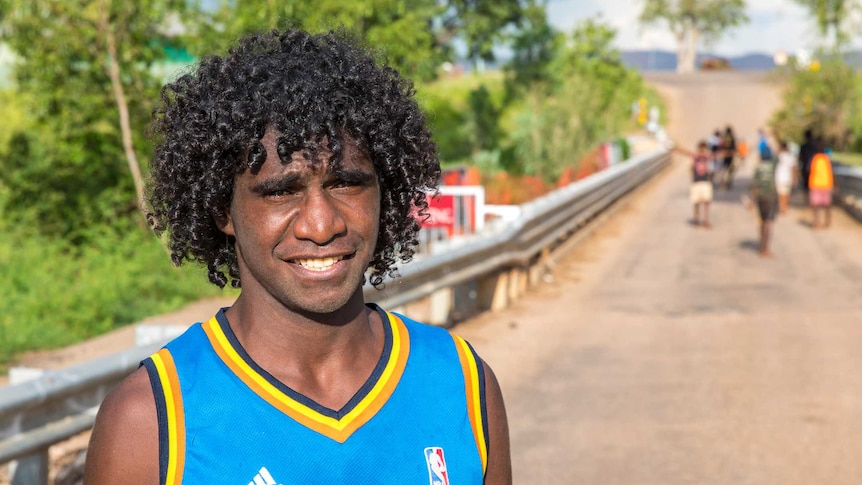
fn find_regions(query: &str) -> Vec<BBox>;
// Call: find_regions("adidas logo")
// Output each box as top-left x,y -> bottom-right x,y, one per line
248,466 -> 282,485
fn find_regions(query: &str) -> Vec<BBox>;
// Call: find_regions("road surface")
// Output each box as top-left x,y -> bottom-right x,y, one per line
455,71 -> 862,484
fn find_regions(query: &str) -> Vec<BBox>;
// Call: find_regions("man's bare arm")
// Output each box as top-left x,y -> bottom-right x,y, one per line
84,367 -> 160,484
483,361 -> 512,485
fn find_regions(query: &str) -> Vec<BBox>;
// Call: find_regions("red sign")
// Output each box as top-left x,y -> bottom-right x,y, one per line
423,194 -> 455,229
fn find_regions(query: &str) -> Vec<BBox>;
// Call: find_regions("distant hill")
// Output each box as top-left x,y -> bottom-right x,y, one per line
621,49 -> 776,71
622,48 -> 862,72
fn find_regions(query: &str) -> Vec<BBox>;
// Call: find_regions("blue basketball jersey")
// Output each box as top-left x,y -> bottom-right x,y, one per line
142,305 -> 489,485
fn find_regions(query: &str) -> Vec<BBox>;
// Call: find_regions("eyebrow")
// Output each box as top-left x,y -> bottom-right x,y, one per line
250,173 -> 303,195
333,167 -> 377,184
248,167 -> 377,194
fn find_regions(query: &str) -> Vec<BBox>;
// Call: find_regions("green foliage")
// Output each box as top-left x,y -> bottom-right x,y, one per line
418,72 -> 508,164
791,0 -> 861,49
640,0 -> 748,40
422,18 -> 656,183
0,224 -> 233,365
182,0 -> 445,81
502,20 -> 651,182
446,0 -> 526,63
831,151 -> 862,166
0,0 -> 179,240
640,0 -> 748,72
504,2 -> 560,93
183,0 -> 532,82
770,56 -> 860,150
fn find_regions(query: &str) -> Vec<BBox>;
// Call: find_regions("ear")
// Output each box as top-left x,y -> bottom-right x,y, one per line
214,210 -> 235,236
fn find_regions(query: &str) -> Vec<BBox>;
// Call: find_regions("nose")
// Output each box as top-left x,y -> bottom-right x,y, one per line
292,188 -> 347,245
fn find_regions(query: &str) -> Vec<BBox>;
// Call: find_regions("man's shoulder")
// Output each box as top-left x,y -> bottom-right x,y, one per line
385,310 -> 467,354
389,311 -> 449,338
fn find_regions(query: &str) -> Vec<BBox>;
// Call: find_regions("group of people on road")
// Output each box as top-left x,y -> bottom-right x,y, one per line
681,125 -> 744,229
685,126 -> 834,258
707,126 -> 741,191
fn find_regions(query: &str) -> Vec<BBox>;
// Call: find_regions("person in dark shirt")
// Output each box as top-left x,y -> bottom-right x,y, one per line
751,150 -> 779,257
797,129 -> 817,194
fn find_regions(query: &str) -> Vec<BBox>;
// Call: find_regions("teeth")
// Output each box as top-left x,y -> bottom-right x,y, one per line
295,257 -> 341,271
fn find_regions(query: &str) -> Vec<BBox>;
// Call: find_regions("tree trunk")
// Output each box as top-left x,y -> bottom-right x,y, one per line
99,2 -> 147,221
675,26 -> 699,74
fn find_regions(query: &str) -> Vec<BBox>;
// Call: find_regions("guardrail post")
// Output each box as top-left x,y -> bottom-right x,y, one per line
8,367 -> 49,485
10,454 -> 49,485
429,287 -> 453,326
518,267 -> 529,295
529,249 -> 550,287
508,268 -> 524,302
486,271 -> 509,311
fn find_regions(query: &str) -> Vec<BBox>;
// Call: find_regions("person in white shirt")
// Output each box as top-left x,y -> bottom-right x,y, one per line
774,140 -> 797,214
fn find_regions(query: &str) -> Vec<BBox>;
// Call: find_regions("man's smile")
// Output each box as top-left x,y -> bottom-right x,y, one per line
290,253 -> 355,272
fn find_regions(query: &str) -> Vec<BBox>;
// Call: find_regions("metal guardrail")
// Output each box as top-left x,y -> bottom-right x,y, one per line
368,148 -> 670,310
833,163 -> 862,221
0,146 -> 671,483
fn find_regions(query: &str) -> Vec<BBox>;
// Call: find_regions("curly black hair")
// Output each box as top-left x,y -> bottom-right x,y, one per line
146,29 -> 440,289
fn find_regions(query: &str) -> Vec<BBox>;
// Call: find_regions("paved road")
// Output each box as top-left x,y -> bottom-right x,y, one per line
455,71 -> 862,484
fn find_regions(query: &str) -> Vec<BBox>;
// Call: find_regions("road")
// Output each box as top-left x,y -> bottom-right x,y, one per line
12,71 -> 862,484
454,71 -> 862,484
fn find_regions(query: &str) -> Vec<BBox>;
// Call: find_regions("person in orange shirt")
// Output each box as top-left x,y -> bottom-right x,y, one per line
737,138 -> 748,163
808,149 -> 834,229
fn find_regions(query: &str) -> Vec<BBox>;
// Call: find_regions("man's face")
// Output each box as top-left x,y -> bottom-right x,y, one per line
219,128 -> 381,316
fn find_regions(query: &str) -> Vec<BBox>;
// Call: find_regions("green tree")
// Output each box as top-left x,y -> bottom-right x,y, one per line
792,0 -> 861,50
504,0 -> 558,93
186,0 -> 532,81
183,1 -> 445,80
639,0 -> 748,73
0,0 -> 188,238
771,57 -> 859,150
444,0 -> 525,69
504,20 -> 648,182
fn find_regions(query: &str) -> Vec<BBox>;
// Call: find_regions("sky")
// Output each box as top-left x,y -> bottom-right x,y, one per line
545,0 -> 838,58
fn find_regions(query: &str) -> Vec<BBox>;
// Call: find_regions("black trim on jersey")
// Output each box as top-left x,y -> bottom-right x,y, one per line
213,304 -> 394,420
465,340 -> 490,454
141,357 -> 169,485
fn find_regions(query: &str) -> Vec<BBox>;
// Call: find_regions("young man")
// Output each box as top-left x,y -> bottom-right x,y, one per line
85,29 -> 512,485
689,140 -> 714,228
808,149 -> 834,229
751,148 -> 779,257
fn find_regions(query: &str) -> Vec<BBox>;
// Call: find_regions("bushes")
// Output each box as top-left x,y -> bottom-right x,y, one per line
420,20 -> 655,186
770,56 -> 861,150
0,224 -> 232,365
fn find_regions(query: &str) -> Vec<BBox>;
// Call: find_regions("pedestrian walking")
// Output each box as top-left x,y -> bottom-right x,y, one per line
808,147 -> 834,230
757,128 -> 773,162
721,125 -> 737,189
774,140 -> 797,214
689,141 -> 714,228
797,129 -> 817,194
751,149 -> 779,257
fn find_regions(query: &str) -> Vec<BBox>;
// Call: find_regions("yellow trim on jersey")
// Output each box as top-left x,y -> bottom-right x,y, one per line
201,311 -> 410,443
453,335 -> 488,474
151,349 -> 186,485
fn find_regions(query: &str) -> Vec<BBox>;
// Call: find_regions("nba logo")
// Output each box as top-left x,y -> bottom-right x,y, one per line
424,447 -> 450,485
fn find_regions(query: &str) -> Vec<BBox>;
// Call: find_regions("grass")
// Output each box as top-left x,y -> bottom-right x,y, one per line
831,152 -> 862,167
0,225 -> 236,366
